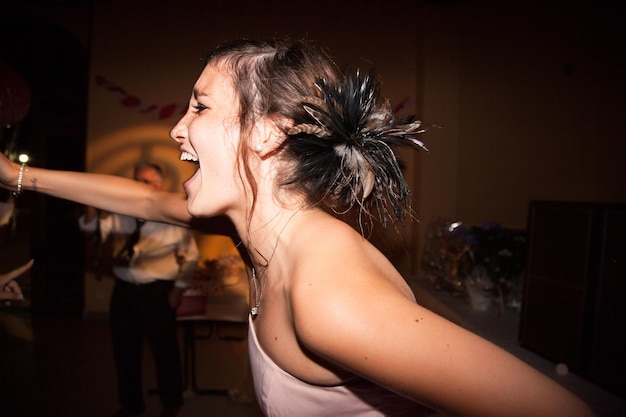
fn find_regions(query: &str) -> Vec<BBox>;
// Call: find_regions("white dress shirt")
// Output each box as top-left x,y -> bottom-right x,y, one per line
79,213 -> 199,287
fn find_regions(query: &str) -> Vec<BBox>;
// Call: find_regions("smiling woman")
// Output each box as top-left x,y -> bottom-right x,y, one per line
171,64 -> 243,219
0,38 -> 595,417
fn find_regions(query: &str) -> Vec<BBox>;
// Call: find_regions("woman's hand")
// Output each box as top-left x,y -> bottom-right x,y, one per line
1,259 -> 34,304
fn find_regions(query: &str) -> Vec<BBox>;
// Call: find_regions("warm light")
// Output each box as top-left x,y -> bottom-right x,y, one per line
18,153 -> 29,163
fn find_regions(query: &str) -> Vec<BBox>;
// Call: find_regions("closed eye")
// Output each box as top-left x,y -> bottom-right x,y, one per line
192,103 -> 208,113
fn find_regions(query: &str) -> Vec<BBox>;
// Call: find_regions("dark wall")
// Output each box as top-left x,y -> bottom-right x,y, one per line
1,2 -> 91,317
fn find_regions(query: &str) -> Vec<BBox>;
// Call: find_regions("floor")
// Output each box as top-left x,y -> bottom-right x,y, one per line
0,314 -> 263,417
0,278 -> 625,417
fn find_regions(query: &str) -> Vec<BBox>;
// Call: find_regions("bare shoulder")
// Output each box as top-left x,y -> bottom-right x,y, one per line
288,218 -> 419,362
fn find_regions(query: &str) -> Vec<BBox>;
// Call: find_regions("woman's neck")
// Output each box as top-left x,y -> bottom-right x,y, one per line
247,205 -> 305,267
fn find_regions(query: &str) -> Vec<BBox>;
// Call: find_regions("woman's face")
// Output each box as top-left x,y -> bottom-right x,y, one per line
171,63 -> 243,218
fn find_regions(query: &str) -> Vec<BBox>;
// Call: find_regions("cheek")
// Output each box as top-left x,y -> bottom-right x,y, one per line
189,117 -> 239,153
188,121 -> 209,150
196,139 -> 239,193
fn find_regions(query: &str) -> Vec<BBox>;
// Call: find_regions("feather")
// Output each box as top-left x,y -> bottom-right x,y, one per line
287,68 -> 431,233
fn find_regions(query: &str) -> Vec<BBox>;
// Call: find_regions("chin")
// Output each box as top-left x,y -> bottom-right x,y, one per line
187,204 -> 205,218
185,198 -> 202,217
187,198 -> 219,218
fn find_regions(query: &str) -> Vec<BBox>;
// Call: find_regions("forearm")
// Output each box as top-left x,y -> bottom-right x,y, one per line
19,165 -> 192,227
23,166 -> 147,216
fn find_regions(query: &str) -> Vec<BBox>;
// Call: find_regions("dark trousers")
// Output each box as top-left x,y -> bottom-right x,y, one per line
110,279 -> 183,413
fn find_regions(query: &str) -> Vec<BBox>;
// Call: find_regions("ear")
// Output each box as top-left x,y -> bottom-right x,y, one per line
253,115 -> 293,157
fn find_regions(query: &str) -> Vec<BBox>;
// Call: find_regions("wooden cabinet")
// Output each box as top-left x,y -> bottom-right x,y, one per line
520,201 -> 626,398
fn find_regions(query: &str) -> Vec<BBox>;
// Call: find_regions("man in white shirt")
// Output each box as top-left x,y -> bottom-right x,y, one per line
79,162 -> 199,417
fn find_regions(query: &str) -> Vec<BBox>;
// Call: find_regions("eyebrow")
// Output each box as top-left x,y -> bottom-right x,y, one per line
193,88 -> 209,99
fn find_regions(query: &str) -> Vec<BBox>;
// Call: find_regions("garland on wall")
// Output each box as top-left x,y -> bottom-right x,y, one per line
95,75 -> 187,120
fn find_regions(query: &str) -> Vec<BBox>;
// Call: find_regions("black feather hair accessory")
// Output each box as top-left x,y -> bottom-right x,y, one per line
285,69 -> 430,232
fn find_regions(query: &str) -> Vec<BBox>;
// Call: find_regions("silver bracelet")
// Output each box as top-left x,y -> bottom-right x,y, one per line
13,163 -> 26,197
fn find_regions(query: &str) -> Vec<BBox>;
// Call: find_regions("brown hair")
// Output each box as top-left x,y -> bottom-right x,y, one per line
205,38 -> 427,236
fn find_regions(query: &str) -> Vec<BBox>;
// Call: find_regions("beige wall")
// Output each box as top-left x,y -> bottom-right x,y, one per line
84,0 -> 625,288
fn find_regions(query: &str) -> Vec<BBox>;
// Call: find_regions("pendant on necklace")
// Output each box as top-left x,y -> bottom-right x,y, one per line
251,306 -> 259,318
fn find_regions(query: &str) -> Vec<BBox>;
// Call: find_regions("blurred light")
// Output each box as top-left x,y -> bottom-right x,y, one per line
448,221 -> 462,232
18,153 -> 29,163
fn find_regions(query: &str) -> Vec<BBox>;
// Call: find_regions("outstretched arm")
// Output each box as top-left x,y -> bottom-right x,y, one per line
296,268 -> 595,417
0,153 -> 246,263
0,153 -> 191,227
291,221 -> 595,417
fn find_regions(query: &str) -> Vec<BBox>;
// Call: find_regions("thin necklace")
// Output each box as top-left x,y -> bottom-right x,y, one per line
250,267 -> 262,318
250,207 -> 302,319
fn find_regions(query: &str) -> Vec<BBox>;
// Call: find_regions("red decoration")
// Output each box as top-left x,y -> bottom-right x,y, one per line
95,75 -> 187,120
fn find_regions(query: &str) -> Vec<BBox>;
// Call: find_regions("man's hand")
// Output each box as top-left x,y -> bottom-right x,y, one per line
168,286 -> 186,309
1,259 -> 34,304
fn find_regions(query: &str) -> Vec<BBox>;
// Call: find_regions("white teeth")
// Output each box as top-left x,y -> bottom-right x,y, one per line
180,151 -> 198,162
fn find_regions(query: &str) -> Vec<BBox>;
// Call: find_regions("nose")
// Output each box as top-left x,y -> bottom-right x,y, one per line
170,113 -> 189,143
